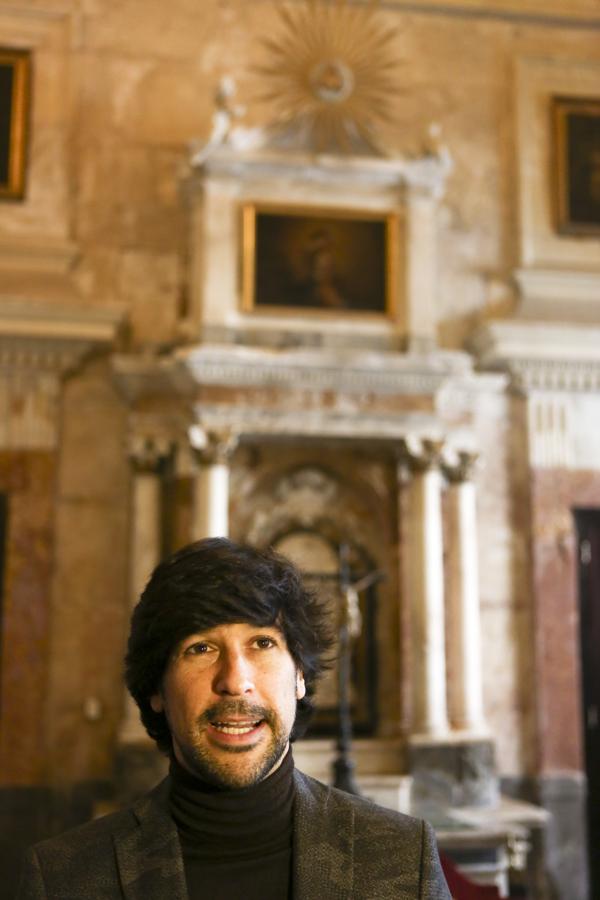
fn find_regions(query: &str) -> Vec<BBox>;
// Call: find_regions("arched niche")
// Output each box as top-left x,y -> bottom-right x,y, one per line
230,452 -> 401,738
271,524 -> 379,737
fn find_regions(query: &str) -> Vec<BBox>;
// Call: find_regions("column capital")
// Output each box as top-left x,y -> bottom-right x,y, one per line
189,425 -> 239,466
442,450 -> 479,484
398,437 -> 445,472
128,435 -> 171,473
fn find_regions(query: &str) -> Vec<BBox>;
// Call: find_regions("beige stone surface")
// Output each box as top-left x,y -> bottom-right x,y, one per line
480,604 -> 536,776
46,358 -> 130,780
4,0 -> 599,346
47,500 -> 129,780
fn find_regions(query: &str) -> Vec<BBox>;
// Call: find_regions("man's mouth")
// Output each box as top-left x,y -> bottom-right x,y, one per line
210,719 -> 264,735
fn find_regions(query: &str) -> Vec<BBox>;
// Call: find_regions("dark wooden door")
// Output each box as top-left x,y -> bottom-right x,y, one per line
575,510 -> 600,899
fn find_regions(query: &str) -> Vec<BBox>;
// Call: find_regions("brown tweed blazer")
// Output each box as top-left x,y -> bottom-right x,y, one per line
17,770 -> 451,899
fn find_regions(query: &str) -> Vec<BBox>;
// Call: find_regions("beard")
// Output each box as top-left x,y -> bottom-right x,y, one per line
175,699 -> 291,790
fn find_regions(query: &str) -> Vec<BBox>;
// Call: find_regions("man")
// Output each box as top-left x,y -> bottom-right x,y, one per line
18,538 -> 451,899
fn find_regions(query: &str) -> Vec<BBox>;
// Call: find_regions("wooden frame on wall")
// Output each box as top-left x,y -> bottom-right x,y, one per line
0,48 -> 31,200
241,203 -> 398,317
553,95 -> 600,236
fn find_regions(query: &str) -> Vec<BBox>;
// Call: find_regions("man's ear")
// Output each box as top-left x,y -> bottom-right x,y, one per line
150,693 -> 164,713
296,671 -> 306,701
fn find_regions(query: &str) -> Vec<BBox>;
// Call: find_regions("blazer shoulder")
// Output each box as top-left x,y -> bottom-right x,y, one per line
22,778 -> 174,891
32,776 -> 171,855
294,769 -> 423,836
292,770 -> 451,898
34,805 -> 135,854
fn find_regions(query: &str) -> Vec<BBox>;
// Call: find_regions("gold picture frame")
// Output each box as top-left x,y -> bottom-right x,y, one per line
241,203 -> 398,317
553,96 -> 600,236
0,48 -> 31,200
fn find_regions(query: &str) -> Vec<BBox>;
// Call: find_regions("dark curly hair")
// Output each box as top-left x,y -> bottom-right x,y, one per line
125,537 -> 333,753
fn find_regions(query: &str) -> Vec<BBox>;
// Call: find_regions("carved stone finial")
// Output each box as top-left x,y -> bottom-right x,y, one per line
189,76 -> 246,166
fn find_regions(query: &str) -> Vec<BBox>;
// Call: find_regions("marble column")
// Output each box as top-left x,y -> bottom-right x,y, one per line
189,427 -> 238,540
401,438 -> 449,737
120,437 -> 167,743
443,452 -> 486,734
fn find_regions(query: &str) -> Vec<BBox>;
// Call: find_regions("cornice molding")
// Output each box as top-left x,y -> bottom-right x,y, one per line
472,320 -> 600,393
0,301 -> 126,374
514,269 -> 600,322
381,0 -> 600,29
190,402 -> 445,445
0,335 -> 96,376
178,345 -> 474,397
0,236 -> 79,276
190,145 -> 453,199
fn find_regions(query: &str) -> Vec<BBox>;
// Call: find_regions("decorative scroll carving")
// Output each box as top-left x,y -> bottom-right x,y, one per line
128,435 -> 171,473
442,450 -> 479,484
398,437 -> 445,472
189,425 -> 239,467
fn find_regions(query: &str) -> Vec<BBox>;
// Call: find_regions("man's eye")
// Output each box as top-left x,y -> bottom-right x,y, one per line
186,642 -> 210,655
254,636 -> 276,649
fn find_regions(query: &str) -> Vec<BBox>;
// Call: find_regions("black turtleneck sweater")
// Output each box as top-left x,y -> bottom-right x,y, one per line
169,750 -> 295,900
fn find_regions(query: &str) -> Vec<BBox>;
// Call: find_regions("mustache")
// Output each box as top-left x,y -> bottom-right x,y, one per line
198,700 -> 275,726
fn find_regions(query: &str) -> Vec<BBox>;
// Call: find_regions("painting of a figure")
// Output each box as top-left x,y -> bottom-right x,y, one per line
553,96 -> 600,235
0,49 -> 30,200
242,205 -> 397,316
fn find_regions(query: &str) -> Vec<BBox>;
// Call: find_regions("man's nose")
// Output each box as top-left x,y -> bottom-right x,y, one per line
213,650 -> 255,696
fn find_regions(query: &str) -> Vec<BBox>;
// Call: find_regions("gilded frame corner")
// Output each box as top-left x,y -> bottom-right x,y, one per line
553,95 -> 600,236
0,48 -> 31,201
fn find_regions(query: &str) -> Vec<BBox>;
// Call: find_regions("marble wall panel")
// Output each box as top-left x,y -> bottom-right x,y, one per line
46,501 -> 129,781
530,469 -> 600,773
464,390 -> 537,776
0,451 -> 56,785
480,604 -> 536,776
45,359 -> 130,782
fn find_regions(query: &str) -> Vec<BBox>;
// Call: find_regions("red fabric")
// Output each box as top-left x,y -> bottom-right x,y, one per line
440,853 -> 503,900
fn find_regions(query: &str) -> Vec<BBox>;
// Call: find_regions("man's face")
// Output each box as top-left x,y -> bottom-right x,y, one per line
150,621 -> 306,789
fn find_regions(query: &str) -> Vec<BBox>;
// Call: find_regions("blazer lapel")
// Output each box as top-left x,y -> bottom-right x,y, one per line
113,778 -> 188,900
292,770 -> 354,900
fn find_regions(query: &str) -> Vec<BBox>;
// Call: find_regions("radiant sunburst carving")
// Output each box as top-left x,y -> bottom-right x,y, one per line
253,0 -> 401,154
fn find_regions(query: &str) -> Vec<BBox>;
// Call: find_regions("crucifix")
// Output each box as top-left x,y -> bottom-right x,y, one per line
332,543 -> 385,794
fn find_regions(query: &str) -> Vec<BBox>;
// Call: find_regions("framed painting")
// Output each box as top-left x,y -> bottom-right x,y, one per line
0,48 -> 31,200
241,203 -> 398,316
553,96 -> 600,235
